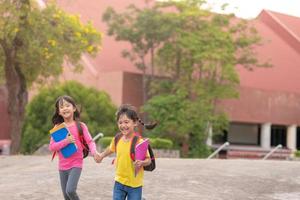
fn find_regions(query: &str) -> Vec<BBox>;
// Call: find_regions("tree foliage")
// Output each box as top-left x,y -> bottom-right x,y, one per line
143,0 -> 269,157
102,0 -> 269,157
102,2 -> 176,103
1,0 -> 101,84
0,0 -> 102,153
21,81 -> 117,154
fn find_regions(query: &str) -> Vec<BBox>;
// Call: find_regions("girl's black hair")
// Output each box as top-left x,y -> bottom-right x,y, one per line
52,95 -> 80,125
116,104 -> 157,130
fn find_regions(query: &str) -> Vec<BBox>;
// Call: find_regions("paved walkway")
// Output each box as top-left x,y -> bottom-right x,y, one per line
0,156 -> 300,200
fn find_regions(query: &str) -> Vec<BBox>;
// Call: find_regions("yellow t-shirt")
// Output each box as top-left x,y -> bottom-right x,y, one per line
109,136 -> 148,188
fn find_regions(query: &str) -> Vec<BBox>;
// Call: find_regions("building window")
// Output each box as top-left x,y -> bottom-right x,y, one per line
271,125 -> 286,147
297,127 -> 300,150
224,122 -> 260,145
213,130 -> 228,144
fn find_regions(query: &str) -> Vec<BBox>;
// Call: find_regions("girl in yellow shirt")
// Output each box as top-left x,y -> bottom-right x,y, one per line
98,104 -> 157,200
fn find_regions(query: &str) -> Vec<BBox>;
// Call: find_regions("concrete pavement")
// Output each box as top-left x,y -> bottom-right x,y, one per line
0,156 -> 300,200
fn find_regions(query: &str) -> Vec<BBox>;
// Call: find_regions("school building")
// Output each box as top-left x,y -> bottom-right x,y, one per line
1,0 -> 300,158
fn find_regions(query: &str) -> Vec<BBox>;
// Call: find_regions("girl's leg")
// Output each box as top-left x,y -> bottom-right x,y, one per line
113,181 -> 127,200
127,185 -> 142,200
65,167 -> 82,200
59,170 -> 70,200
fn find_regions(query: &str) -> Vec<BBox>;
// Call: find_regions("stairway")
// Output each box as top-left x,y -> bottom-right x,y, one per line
226,148 -> 292,160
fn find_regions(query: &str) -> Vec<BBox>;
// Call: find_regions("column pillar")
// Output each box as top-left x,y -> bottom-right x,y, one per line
206,123 -> 213,146
261,123 -> 271,149
287,125 -> 297,151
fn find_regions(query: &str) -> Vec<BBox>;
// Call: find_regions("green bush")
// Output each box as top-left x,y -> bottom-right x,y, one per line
100,136 -> 173,150
99,136 -> 113,148
149,138 -> 173,149
295,151 -> 300,157
21,81 -> 117,154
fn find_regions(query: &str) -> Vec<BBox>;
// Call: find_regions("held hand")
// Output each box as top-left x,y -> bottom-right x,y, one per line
66,133 -> 75,143
93,152 -> 102,163
99,153 -> 105,163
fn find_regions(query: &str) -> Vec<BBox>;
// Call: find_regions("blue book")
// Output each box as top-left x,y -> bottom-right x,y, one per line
49,123 -> 77,158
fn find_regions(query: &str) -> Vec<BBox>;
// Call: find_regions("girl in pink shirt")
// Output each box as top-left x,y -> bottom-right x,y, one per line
49,95 -> 101,200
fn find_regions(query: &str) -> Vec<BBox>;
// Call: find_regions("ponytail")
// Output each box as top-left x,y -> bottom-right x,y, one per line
116,104 -> 158,130
138,118 -> 157,130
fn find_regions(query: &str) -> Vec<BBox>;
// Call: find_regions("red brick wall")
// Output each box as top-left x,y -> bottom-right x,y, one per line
122,72 -> 143,109
218,86 -> 300,125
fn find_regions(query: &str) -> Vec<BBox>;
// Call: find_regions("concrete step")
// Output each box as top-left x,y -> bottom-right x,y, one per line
226,149 -> 292,160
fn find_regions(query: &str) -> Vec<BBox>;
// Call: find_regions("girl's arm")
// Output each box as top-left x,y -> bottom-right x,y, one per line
81,122 -> 97,155
49,136 -> 71,152
97,138 -> 115,163
135,156 -> 151,168
99,147 -> 114,162
142,157 -> 151,166
80,122 -> 104,162
49,124 -> 74,151
98,137 -> 115,163
102,147 -> 114,157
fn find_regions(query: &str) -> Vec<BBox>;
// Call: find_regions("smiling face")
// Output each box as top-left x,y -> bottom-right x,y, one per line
117,114 -> 137,137
58,99 -> 76,122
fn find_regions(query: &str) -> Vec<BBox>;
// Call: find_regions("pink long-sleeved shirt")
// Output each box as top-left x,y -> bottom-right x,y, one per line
49,122 -> 96,170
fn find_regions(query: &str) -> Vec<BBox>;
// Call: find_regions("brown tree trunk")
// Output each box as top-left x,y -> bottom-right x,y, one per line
181,136 -> 190,157
4,45 -> 28,154
0,0 -> 31,155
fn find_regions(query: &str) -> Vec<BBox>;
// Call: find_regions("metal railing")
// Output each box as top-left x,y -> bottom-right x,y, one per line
262,144 -> 282,160
207,142 -> 230,160
93,133 -> 104,142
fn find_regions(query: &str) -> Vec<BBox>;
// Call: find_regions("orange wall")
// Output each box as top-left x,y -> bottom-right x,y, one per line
98,71 -> 124,106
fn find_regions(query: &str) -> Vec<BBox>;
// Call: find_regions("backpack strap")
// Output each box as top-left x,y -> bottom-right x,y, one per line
114,133 -> 123,146
76,121 -> 83,136
76,121 -> 84,144
76,121 -> 89,152
112,133 -> 139,162
114,133 -> 123,151
111,133 -> 123,165
51,151 -> 56,161
143,144 -> 156,171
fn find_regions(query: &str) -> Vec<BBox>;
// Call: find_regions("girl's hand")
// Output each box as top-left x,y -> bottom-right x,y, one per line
135,158 -> 151,168
134,160 -> 144,168
66,133 -> 75,143
94,148 -> 112,163
93,151 -> 102,163
98,152 -> 106,163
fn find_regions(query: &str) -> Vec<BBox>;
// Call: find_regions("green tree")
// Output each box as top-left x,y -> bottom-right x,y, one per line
21,81 -> 117,154
102,2 -> 176,104
0,0 -> 101,153
144,0 -> 270,157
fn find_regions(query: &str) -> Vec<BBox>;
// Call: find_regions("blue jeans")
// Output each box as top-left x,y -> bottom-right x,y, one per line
113,181 -> 142,200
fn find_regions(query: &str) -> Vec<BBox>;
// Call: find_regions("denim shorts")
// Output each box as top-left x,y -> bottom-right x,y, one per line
113,181 -> 142,200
